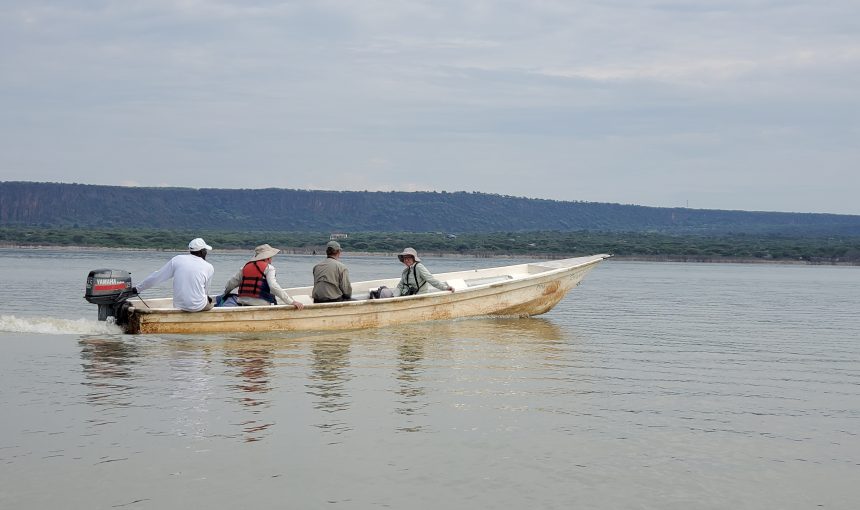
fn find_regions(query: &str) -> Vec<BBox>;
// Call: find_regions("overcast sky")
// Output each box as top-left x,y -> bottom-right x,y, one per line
1,1 -> 858,214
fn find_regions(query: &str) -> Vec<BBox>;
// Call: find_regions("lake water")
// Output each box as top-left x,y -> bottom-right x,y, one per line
0,248 -> 858,509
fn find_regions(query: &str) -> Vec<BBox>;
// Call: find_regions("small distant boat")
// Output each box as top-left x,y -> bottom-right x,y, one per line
86,255 -> 610,335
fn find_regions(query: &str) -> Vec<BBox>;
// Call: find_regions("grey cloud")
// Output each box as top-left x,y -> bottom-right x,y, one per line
0,0 -> 857,214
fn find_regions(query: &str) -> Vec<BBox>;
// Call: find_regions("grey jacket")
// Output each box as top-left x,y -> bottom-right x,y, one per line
312,257 -> 352,301
393,262 -> 449,296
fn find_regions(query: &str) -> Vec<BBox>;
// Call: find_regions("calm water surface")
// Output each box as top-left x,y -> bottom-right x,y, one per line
1,248 -> 858,509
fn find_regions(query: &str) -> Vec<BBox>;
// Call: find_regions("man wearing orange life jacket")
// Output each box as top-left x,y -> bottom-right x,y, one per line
221,244 -> 304,309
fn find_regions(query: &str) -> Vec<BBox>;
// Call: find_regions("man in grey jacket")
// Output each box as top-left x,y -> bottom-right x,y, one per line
312,241 -> 353,303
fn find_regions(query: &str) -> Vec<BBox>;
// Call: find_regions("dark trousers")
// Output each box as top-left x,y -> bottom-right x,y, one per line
313,295 -> 352,304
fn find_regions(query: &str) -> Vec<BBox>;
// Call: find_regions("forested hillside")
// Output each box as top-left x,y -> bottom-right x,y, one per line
2,181 -> 859,235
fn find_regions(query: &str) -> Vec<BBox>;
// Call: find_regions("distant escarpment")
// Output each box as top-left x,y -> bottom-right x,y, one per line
2,181 -> 859,236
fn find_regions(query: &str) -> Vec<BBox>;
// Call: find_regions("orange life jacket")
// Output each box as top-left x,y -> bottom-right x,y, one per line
238,261 -> 276,304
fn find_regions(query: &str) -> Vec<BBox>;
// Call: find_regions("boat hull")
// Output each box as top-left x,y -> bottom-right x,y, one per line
123,255 -> 609,334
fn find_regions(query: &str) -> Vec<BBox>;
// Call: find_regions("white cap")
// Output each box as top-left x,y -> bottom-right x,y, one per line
188,238 -> 213,251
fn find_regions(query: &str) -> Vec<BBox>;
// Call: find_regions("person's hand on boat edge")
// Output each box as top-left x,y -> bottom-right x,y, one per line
292,301 -> 304,310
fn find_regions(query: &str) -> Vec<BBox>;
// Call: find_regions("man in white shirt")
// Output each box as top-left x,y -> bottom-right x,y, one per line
133,237 -> 215,312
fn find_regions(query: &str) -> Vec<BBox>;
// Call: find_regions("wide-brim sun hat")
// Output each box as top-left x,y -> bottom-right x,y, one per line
188,237 -> 213,251
398,247 -> 420,262
250,243 -> 280,261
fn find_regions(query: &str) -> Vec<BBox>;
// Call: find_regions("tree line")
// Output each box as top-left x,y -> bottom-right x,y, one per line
2,227 -> 858,264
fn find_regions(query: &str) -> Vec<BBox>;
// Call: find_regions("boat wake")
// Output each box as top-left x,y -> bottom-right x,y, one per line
0,314 -> 123,335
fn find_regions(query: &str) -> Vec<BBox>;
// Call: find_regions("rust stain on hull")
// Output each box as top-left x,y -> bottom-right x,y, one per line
541,281 -> 560,296
491,284 -> 568,317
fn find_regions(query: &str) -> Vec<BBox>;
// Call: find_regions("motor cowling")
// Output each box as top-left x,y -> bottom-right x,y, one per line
85,269 -> 133,322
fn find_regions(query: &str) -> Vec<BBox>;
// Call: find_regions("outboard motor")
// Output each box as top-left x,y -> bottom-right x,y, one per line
85,269 -> 134,322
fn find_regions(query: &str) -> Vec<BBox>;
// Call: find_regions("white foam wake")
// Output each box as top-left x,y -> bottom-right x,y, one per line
0,314 -> 124,335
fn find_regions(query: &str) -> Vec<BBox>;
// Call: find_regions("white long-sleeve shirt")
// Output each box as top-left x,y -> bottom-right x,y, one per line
135,253 -> 214,311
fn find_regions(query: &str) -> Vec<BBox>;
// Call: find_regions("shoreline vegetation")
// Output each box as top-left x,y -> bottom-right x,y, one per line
2,227 -> 859,266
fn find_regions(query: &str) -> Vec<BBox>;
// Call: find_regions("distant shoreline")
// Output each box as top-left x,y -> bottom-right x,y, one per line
608,255 -> 857,266
2,243 -> 857,266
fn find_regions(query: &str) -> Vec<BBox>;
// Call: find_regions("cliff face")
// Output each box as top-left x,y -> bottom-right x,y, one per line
2,181 -> 859,235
